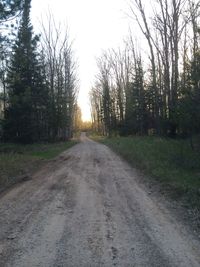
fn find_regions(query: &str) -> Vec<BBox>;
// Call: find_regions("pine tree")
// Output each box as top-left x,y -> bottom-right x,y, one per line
124,56 -> 147,135
4,0 -> 47,143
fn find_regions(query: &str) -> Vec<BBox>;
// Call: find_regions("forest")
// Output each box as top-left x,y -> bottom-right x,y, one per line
0,0 -> 79,143
0,0 -> 199,144
90,0 -> 200,143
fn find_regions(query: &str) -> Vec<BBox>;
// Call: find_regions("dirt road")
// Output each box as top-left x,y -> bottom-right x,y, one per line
0,133 -> 200,267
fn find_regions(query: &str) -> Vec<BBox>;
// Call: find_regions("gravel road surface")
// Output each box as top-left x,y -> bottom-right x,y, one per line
0,133 -> 200,267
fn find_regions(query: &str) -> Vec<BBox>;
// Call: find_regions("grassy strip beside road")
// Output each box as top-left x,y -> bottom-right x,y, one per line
95,136 -> 200,208
0,141 -> 77,190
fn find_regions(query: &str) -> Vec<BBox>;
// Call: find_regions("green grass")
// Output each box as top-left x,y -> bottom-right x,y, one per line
0,141 -> 77,189
26,142 -> 77,159
96,136 -> 200,207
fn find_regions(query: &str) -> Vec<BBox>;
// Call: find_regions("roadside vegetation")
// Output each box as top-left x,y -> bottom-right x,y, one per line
0,1 -> 81,191
92,134 -> 200,208
0,141 -> 77,190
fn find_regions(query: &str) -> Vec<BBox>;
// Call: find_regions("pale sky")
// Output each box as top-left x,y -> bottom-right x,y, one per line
31,0 -> 132,121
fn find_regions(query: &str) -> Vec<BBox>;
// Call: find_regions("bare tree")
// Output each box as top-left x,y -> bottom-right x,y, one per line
130,0 -> 160,133
40,14 -> 78,141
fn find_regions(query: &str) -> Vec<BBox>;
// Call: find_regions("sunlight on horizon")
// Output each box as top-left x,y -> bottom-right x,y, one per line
31,0 -> 131,122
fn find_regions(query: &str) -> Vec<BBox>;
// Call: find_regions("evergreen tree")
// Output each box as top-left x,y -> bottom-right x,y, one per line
124,57 -> 147,135
4,0 -> 47,143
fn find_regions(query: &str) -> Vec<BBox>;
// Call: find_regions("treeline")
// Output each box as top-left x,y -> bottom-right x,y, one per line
90,0 -> 200,138
0,0 -> 78,143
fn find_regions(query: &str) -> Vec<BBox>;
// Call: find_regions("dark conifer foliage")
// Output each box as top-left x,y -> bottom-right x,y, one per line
4,0 -> 47,143
1,1 -> 78,143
